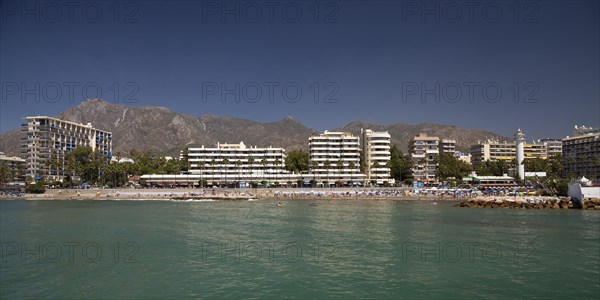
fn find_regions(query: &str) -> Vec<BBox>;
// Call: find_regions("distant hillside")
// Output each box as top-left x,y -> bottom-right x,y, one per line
0,99 -> 510,157
0,99 -> 317,157
336,121 -> 511,153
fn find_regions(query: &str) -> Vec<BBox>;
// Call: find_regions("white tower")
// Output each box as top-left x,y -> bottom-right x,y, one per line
515,128 -> 525,180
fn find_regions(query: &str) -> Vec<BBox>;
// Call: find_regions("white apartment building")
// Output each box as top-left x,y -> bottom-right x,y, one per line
308,131 -> 365,185
410,133 -> 439,182
174,141 -> 297,186
0,152 -> 26,182
470,138 -> 561,167
470,140 -> 515,165
454,151 -> 472,164
562,126 -> 599,179
361,129 -> 393,184
538,139 -> 563,157
441,139 -> 456,154
21,116 -> 112,182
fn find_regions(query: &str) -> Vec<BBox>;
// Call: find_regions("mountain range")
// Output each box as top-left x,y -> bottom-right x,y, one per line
0,99 -> 510,157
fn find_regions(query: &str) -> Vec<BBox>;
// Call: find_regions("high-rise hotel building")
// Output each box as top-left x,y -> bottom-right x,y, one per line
181,141 -> 292,185
361,129 -> 393,184
308,131 -> 365,185
470,138 -> 562,167
21,116 -> 112,182
410,133 -> 440,182
562,126 -> 599,179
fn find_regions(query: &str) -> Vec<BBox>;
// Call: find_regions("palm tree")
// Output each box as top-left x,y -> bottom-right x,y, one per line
210,159 -> 216,186
311,161 -> 319,185
324,160 -> 331,186
222,158 -> 230,186
348,161 -> 356,186
336,159 -> 344,187
372,162 -> 381,186
260,158 -> 268,184
108,163 -> 118,188
385,160 -> 393,184
0,165 -> 10,183
235,159 -> 242,187
248,156 -> 255,182
52,161 -> 61,181
44,160 -> 51,181
274,158 -> 281,185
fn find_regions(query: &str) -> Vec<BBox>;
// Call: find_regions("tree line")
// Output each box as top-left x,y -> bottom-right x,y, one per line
43,146 -> 190,187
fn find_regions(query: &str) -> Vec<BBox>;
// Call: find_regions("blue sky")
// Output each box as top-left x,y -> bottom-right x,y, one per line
1,0 -> 599,140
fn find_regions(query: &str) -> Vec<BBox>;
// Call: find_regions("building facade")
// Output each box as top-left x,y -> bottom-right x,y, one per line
179,141 -> 294,185
562,126 -> 600,179
538,139 -> 562,157
470,140 -> 515,166
308,131 -> 364,185
441,139 -> 456,154
470,138 -> 561,167
0,152 -> 26,182
410,133 -> 439,182
454,151 -> 472,164
361,129 -> 392,184
21,116 -> 112,182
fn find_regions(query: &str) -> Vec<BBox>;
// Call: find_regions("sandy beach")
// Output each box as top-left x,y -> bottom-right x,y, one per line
2,187 -> 582,208
1,187 -> 467,201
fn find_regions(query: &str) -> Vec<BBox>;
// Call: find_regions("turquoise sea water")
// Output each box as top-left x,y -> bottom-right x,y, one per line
1,199 -> 599,299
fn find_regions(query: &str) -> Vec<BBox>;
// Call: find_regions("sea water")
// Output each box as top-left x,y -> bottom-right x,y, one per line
1,199 -> 598,299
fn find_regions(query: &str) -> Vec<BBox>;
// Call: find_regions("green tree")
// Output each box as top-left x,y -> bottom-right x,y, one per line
274,158 -> 281,185
235,159 -> 242,185
311,161 -> 319,182
475,160 -> 509,176
260,158 -> 268,182
26,182 -> 46,194
179,148 -> 191,172
222,158 -> 230,184
348,161 -> 356,185
210,159 -> 217,183
284,149 -> 309,173
388,145 -> 414,183
524,157 -> 547,172
336,159 -> 344,185
371,161 -> 381,185
324,160 -> 331,184
436,153 -> 471,181
359,156 -> 366,173
0,164 -> 10,183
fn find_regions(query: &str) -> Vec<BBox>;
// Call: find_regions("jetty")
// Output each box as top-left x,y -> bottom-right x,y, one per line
458,196 -> 600,210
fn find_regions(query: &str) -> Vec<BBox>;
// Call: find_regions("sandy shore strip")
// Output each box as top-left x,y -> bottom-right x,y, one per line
1,187 -> 473,201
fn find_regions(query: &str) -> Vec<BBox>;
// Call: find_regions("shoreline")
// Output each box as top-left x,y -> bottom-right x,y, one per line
1,187 -> 468,202
2,187 -> 598,210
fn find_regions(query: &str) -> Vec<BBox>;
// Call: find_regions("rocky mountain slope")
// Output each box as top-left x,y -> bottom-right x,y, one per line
336,121 -> 510,153
0,99 -> 509,157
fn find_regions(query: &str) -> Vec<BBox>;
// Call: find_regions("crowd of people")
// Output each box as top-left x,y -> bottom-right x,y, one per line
0,191 -> 25,197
